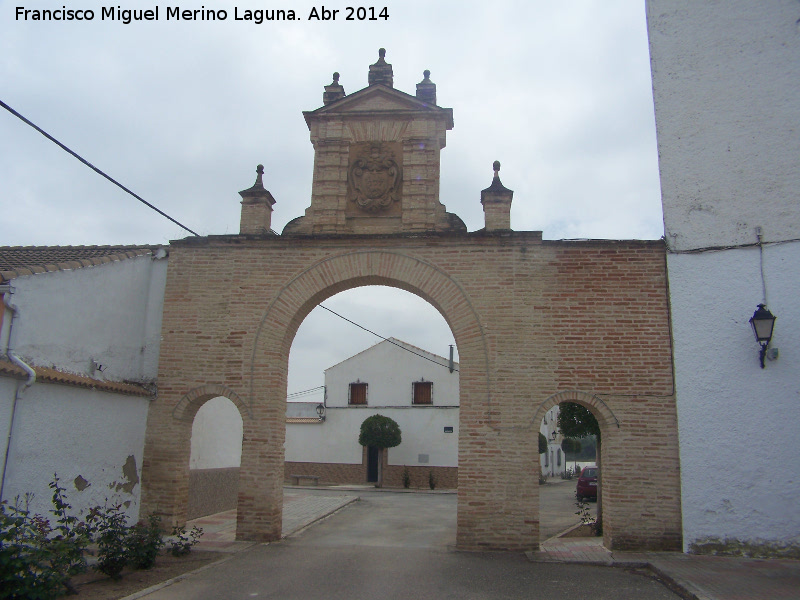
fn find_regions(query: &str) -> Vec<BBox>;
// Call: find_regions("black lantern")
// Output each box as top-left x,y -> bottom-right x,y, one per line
315,403 -> 326,421
749,304 -> 776,369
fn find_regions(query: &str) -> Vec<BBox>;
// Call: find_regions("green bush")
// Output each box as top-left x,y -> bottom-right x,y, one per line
538,432 -> 548,455
428,471 -> 437,490
47,476 -> 93,590
0,475 -> 176,593
169,526 -> 203,557
91,503 -> 129,580
0,476 -> 95,598
0,498 -> 68,600
402,467 -> 411,489
125,514 -> 164,570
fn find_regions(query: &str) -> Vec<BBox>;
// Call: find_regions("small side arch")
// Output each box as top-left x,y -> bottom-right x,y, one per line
532,390 -> 619,432
172,384 -> 252,423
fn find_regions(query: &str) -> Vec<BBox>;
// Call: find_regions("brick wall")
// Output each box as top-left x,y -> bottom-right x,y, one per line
284,461 -> 457,490
141,232 -> 679,551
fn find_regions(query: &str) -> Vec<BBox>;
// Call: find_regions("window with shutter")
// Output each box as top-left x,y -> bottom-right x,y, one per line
349,382 -> 368,405
412,381 -> 432,405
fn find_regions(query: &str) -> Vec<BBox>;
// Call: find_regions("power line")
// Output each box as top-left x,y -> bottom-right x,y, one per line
0,99 -> 200,237
286,386 -> 325,399
318,304 -> 458,372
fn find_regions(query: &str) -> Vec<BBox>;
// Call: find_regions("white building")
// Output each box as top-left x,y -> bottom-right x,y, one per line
0,246 -> 167,522
647,1 -> 800,556
284,338 -> 460,488
539,405 -> 566,478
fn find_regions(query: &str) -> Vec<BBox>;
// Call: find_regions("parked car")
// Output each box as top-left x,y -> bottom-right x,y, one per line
576,466 -> 598,501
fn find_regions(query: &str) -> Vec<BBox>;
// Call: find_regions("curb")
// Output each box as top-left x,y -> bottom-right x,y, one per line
117,552 -> 245,600
282,496 -> 360,538
645,561 -> 710,600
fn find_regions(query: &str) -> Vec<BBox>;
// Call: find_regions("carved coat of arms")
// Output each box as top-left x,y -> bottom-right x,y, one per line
348,144 -> 402,213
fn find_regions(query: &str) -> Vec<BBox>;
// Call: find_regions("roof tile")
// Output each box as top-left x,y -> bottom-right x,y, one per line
0,359 -> 153,397
0,245 -> 167,283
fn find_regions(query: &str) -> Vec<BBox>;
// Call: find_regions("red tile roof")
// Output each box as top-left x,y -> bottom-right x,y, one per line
0,359 -> 153,397
0,245 -> 165,283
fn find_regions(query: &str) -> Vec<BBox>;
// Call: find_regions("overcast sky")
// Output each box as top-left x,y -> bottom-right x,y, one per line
1,1 -> 664,397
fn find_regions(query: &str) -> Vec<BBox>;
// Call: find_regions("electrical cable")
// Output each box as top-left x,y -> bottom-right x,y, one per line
286,386 -> 324,399
0,99 -> 200,237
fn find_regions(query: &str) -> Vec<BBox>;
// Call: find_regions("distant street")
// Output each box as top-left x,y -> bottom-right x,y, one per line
143,488 -> 678,600
539,478 -> 597,540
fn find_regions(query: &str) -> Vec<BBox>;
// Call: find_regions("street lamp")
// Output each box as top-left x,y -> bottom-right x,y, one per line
749,304 -> 777,369
315,403 -> 326,421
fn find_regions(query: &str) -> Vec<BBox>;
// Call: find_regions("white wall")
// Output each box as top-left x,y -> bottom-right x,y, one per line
0,383 -> 150,523
3,253 -> 167,382
286,406 -> 459,467
668,245 -> 800,549
286,339 -> 460,467
0,252 -> 167,522
648,0 -> 800,552
539,406 -> 565,477
648,0 -> 800,253
190,396 -> 243,469
325,338 -> 459,408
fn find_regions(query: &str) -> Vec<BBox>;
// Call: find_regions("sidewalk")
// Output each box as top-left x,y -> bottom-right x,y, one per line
529,535 -> 800,600
179,488 -> 800,600
185,488 -> 358,553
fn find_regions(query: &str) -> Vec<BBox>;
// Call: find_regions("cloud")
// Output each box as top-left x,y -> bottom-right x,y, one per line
1,1 -> 664,393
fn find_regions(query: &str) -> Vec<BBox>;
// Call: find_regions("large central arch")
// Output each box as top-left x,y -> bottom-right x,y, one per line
238,249 -> 491,542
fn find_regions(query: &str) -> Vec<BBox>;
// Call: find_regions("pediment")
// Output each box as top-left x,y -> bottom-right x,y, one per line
305,85 -> 451,120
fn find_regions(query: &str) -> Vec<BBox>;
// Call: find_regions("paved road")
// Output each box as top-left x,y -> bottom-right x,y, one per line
539,478 -> 597,540
285,479 -> 594,543
142,489 -> 679,600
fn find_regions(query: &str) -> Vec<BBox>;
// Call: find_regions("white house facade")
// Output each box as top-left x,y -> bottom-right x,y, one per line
539,405 -> 566,478
647,1 -> 800,556
0,246 -> 167,523
284,338 -> 460,488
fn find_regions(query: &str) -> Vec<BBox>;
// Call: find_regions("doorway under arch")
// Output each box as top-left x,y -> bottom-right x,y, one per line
238,250 -> 492,544
187,396 -> 243,519
285,285 -> 460,489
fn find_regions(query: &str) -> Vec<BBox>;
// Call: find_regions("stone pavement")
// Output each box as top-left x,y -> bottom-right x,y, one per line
185,488 -> 358,553
176,488 -> 800,600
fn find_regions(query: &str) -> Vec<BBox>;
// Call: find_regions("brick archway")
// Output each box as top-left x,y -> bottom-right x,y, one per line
533,390 -> 618,546
142,53 -> 681,552
141,384 -> 250,529
531,390 -> 619,432
237,249 -> 492,542
141,233 -> 682,552
172,384 -> 252,423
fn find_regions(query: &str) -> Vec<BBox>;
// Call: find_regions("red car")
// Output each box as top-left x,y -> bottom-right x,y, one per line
576,466 -> 598,501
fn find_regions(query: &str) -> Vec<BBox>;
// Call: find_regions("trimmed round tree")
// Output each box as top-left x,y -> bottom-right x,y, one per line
358,414 -> 402,488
